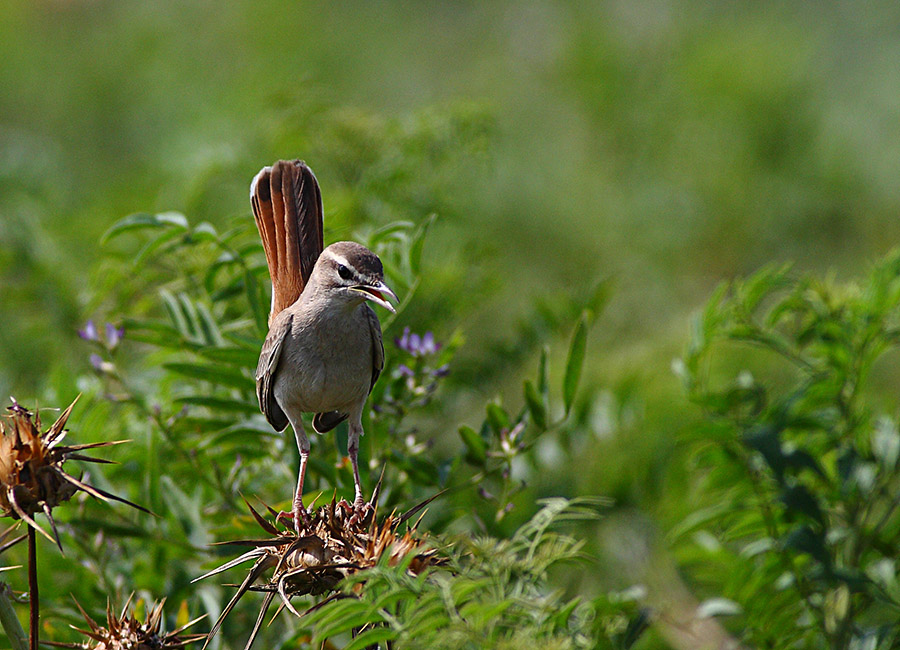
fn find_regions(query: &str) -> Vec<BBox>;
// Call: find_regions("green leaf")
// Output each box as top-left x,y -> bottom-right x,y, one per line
696,598 -> 742,618
410,213 -> 436,275
538,345 -> 550,398
485,402 -> 510,433
621,608 -> 651,649
459,425 -> 487,465
204,252 -> 238,295
563,311 -> 589,415
194,345 -> 258,367
404,599 -> 449,637
782,448 -> 826,479
190,221 -> 219,242
195,302 -> 224,346
162,362 -> 252,391
780,484 -> 825,526
784,525 -> 830,567
223,332 -> 263,349
741,263 -> 792,313
175,396 -> 260,415
837,446 -> 858,483
551,596 -> 581,630
372,586 -> 415,612
342,627 -> 397,650
585,278 -> 612,325
194,420 -> 280,454
458,598 -> 514,624
244,269 -> 267,335
160,289 -> 190,339
66,518 -> 147,539
177,292 -> 203,340
743,425 -> 786,483
872,417 -> 900,469
369,220 -> 415,246
311,600 -> 377,641
121,319 -> 194,350
133,225 -> 186,266
393,452 -> 440,486
209,282 -> 244,303
101,211 -> 188,244
524,380 -> 547,430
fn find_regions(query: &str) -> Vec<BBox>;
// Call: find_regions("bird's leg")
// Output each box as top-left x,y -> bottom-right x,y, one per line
347,425 -> 364,508
289,416 -> 311,533
347,415 -> 373,525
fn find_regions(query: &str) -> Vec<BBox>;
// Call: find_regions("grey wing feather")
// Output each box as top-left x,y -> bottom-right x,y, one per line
364,304 -> 384,393
256,313 -> 292,432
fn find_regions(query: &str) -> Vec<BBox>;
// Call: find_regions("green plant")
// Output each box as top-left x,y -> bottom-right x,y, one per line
51,196 -> 633,646
296,498 -> 645,650
0,101 -> 647,649
675,256 -> 900,648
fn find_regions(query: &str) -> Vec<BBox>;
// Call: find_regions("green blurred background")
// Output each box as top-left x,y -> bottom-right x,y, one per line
3,1 -> 900,645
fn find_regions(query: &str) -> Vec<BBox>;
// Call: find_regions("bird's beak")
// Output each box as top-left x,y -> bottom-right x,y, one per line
352,281 -> 398,313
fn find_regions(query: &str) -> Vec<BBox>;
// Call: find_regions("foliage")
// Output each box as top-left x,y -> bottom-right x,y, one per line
297,498 -> 645,650
68,201 -> 625,647
0,108 -> 640,647
675,255 -> 900,648
9,7 -> 900,644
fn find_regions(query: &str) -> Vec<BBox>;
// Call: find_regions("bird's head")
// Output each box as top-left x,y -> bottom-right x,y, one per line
315,241 -> 397,312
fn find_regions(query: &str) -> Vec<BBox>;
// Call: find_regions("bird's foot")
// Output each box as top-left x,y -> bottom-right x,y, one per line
275,506 -> 311,534
348,497 -> 374,527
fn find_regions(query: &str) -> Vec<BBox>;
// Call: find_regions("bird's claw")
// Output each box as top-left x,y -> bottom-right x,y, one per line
348,499 -> 374,527
276,507 -> 311,533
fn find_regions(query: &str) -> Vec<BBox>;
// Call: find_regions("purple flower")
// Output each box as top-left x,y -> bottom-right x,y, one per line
421,332 -> 440,355
432,364 -> 450,378
395,327 -> 412,353
89,353 -> 104,371
105,323 -> 124,349
394,326 -> 443,357
79,320 -> 99,341
397,364 -> 415,378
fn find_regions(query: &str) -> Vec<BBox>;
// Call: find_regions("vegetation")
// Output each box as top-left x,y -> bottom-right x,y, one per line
3,2 -> 900,648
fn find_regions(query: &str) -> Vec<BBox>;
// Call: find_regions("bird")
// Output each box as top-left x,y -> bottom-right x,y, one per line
250,159 -> 397,532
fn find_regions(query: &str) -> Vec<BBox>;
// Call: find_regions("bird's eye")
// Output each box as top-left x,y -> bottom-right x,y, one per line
337,264 -> 353,281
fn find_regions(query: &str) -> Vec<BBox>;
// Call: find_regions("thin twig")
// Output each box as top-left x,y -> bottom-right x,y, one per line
27,527 -> 37,650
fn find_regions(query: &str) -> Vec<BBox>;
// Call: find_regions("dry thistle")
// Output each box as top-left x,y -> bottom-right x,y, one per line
195,477 -> 445,649
0,396 -> 149,550
46,596 -> 205,650
0,523 -> 26,573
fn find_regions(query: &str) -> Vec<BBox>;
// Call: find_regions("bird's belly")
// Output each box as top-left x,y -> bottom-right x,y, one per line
273,325 -> 371,415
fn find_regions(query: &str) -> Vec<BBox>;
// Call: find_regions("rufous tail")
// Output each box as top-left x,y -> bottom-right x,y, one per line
250,160 -> 324,324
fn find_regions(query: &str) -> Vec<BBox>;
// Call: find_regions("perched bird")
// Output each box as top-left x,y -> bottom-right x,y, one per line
251,160 -> 397,531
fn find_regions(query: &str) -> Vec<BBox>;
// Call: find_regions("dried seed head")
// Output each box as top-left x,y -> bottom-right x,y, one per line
194,480 -> 446,650
47,596 -> 205,650
0,397 -> 149,549
0,399 -> 79,522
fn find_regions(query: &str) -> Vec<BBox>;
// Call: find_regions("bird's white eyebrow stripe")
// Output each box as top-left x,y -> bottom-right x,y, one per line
321,250 -> 356,273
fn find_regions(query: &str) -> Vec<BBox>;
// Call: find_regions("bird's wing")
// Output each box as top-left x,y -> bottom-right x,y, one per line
250,160 -> 324,324
364,304 -> 385,394
255,312 -> 292,432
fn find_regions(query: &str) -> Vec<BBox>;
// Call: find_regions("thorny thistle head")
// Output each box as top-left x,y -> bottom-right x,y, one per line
0,396 -> 149,549
47,596 -> 205,650
195,478 -> 446,650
